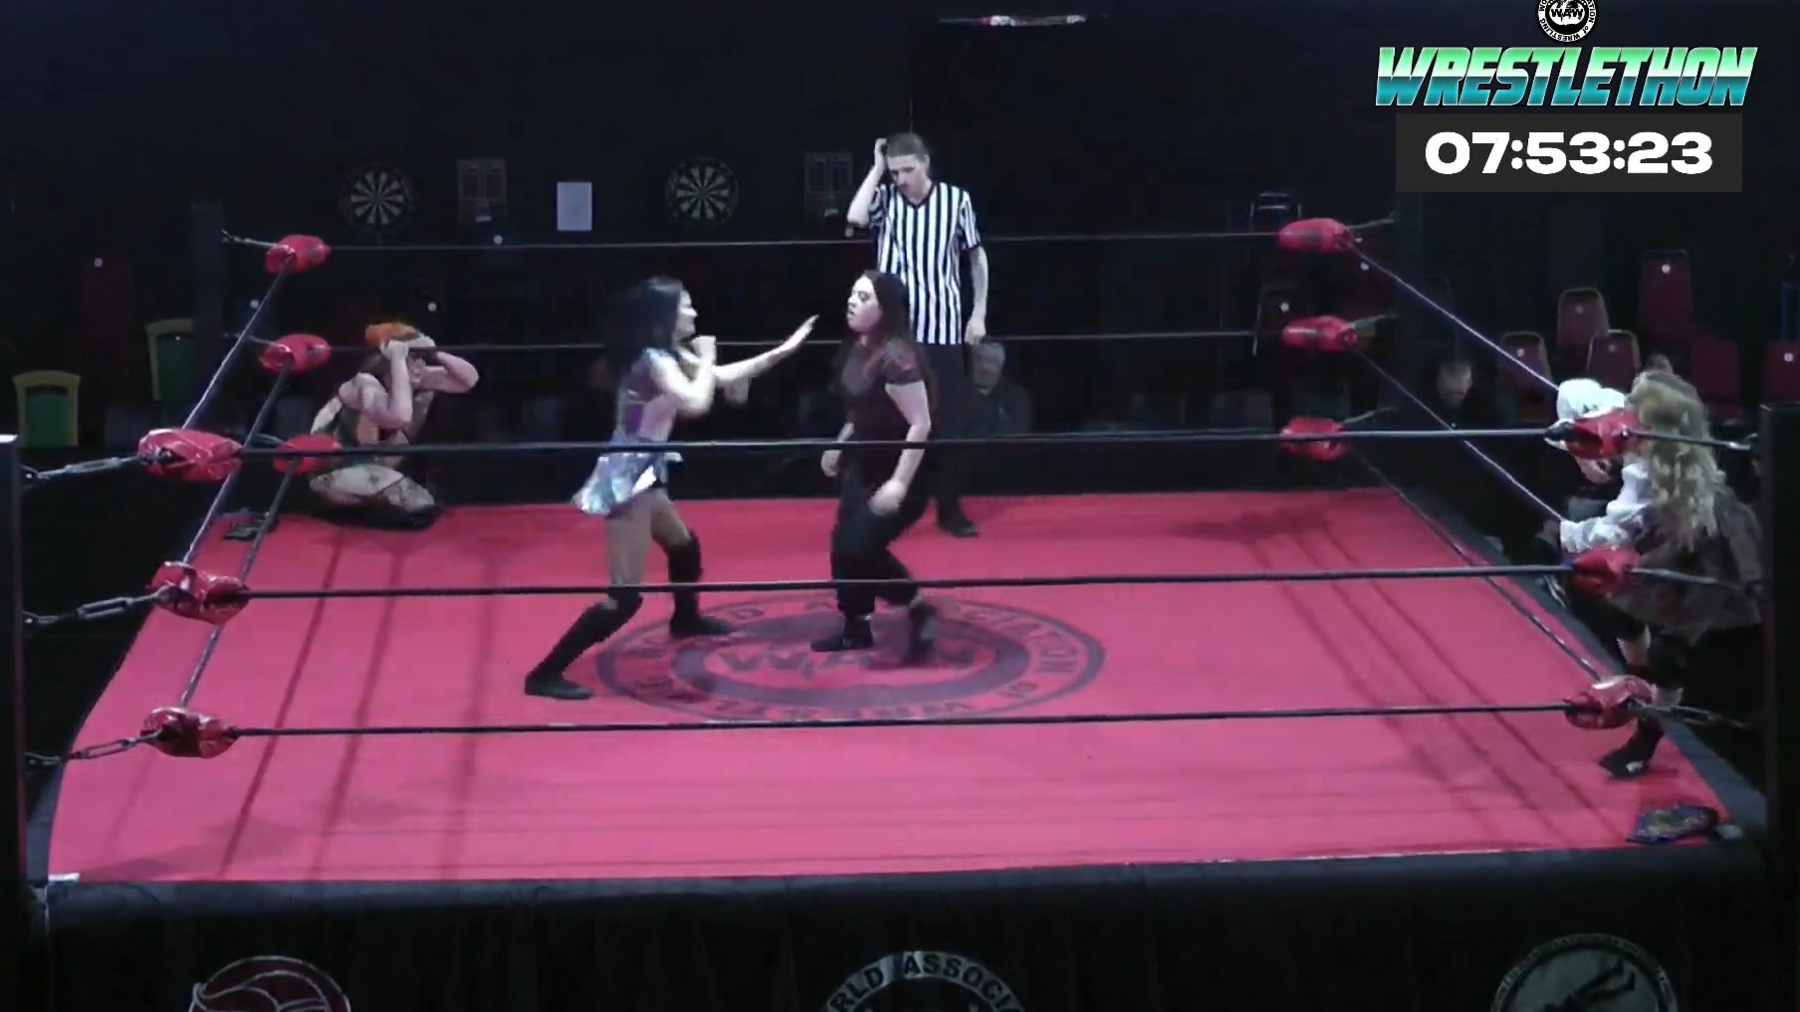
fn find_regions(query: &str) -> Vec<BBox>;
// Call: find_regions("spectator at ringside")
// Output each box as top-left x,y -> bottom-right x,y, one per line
1396,356 -> 1524,540
965,341 -> 1033,437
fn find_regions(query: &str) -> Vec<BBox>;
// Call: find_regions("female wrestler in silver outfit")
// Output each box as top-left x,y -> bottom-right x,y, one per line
524,276 -> 814,699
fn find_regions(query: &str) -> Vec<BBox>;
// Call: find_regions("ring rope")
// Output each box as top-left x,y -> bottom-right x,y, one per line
233,564 -> 1728,602
1349,247 -> 1560,398
21,560 -> 1734,633
1354,350 -> 1568,524
243,217 -> 1396,256
26,694 -> 1749,769
234,420 -> 1751,463
163,365 -> 298,705
1339,415 -> 1618,687
174,365 -> 292,565
183,262 -> 292,432
229,328 -> 1263,355
174,467 -> 301,708
225,427 -> 1586,461
171,299 -> 322,702
226,703 -> 1590,734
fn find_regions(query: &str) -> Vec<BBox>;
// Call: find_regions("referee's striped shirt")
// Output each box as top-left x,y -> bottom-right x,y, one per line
868,182 -> 982,346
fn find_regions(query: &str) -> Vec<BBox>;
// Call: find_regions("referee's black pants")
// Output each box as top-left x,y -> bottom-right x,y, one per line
921,343 -> 971,520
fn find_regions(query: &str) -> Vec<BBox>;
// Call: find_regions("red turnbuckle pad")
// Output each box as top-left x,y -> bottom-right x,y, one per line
1280,315 -> 1358,352
137,429 -> 243,482
1548,407 -> 1641,460
1279,417 -> 1348,461
143,706 -> 237,759
148,562 -> 248,625
1565,675 -> 1655,730
271,432 -> 343,475
1570,545 -> 1639,596
265,234 -> 331,274
1275,217 -> 1354,254
258,333 -> 333,374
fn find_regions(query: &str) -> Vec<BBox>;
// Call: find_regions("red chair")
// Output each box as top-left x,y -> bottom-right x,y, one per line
1499,331 -> 1554,423
1556,287 -> 1609,375
1587,330 -> 1641,391
1766,341 -> 1800,403
1639,250 -> 1695,355
1686,336 -> 1742,420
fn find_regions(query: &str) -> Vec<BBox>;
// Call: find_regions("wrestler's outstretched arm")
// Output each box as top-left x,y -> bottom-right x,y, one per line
714,315 -> 818,385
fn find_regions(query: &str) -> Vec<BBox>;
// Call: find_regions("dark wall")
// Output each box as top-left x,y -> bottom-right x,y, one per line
2,1 -> 1796,371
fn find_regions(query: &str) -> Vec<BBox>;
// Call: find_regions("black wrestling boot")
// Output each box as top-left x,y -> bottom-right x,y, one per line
1599,662 -> 1668,778
811,616 -> 875,652
903,601 -> 939,665
936,509 -> 978,538
665,534 -> 735,639
523,597 -> 640,700
1599,718 -> 1665,779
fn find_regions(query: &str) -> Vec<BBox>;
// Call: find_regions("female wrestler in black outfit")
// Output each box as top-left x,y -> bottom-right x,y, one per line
810,270 -> 940,662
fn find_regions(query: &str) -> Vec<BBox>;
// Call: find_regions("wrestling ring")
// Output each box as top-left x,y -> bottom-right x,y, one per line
5,212 -> 1795,1012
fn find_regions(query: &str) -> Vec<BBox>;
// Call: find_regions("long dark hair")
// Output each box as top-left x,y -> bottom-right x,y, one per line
834,270 -> 937,408
604,275 -> 685,376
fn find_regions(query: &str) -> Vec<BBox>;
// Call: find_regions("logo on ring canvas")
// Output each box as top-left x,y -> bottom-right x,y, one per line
189,955 -> 352,1012
597,597 -> 1104,721
1492,934 -> 1676,1012
824,951 -> 1027,1012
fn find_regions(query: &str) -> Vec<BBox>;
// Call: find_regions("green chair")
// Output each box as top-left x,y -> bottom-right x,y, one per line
146,318 -> 197,422
13,370 -> 80,448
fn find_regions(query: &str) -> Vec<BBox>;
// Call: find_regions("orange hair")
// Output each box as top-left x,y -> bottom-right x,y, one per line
363,322 -> 417,348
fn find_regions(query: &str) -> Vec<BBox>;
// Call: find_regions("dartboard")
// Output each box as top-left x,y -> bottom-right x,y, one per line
665,158 -> 738,227
339,163 -> 415,236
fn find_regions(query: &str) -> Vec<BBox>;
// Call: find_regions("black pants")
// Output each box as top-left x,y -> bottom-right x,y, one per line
921,344 -> 971,516
830,461 -> 932,619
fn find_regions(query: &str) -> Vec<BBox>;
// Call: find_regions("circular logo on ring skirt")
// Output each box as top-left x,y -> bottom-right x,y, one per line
191,955 -> 352,1012
596,597 -> 1105,722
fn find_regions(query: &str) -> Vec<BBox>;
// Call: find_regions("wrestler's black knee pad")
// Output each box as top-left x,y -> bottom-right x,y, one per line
571,591 -> 642,641
608,590 -> 644,621
665,533 -> 703,583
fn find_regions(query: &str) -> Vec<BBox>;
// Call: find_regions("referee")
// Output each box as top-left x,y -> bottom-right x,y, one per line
846,132 -> 989,538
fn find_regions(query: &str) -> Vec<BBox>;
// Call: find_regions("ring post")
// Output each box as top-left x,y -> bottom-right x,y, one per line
1760,402 -> 1800,1007
0,435 -> 28,1009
